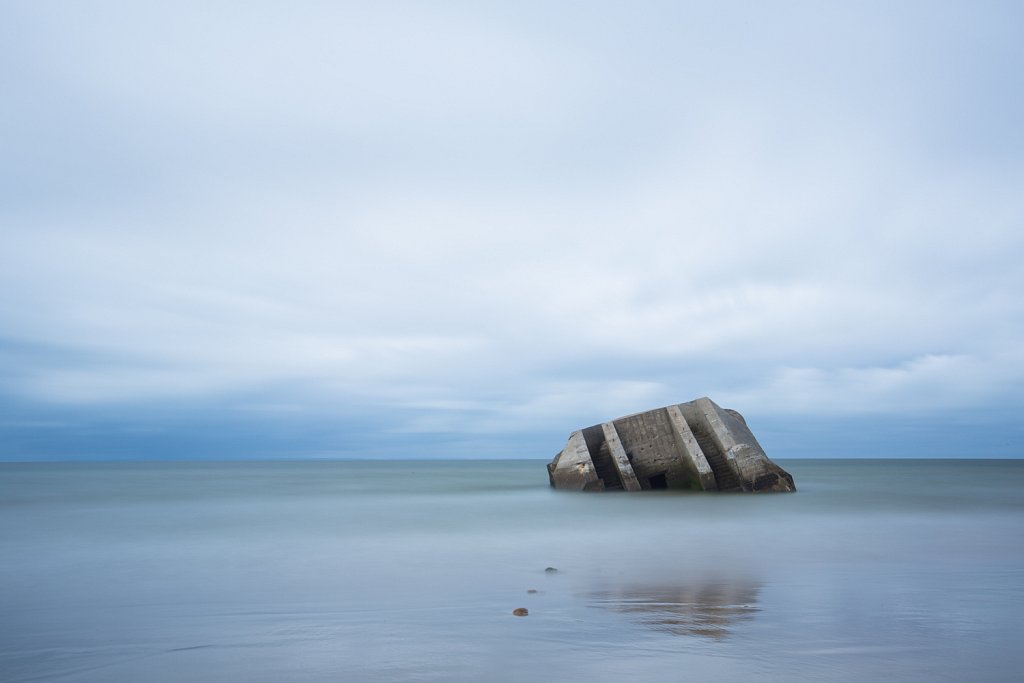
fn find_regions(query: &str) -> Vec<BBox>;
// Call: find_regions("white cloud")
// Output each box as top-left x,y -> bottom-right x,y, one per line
1,1 -> 1022,451
720,351 -> 1024,416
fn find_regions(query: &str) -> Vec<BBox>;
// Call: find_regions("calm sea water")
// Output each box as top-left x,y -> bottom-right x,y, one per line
1,459 -> 1022,682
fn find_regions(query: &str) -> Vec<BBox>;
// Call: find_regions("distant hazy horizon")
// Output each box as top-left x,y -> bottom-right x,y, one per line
3,1 -> 1022,461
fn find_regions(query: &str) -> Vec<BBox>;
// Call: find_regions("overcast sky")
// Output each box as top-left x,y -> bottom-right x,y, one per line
2,1 -> 1022,460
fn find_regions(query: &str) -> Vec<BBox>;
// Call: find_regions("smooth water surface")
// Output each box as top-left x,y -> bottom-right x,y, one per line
2,460 -> 1023,681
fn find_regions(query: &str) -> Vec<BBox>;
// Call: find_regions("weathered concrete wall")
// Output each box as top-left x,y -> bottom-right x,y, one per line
704,399 -> 795,492
613,408 -> 703,490
601,422 -> 642,491
581,425 -> 608,467
547,397 -> 794,493
665,405 -> 717,491
546,429 -> 602,491
678,398 -> 744,490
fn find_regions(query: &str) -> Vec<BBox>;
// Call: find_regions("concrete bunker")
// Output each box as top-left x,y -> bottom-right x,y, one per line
546,397 -> 795,493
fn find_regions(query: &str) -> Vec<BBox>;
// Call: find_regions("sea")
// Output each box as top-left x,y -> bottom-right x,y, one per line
1,459 -> 1022,682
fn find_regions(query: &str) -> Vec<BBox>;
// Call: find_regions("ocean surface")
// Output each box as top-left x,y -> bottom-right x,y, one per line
1,459 -> 1022,682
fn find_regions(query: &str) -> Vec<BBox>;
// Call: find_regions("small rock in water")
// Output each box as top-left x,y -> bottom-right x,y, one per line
527,589 -> 538,594
544,567 -> 558,573
512,608 -> 529,616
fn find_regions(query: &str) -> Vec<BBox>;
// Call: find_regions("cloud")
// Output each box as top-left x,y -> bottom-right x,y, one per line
720,352 -> 1024,416
1,1 -> 1022,457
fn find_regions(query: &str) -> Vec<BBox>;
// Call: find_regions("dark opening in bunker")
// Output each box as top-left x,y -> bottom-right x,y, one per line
648,473 -> 668,489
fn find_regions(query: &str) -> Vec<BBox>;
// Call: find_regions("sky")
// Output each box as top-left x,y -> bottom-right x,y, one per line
1,1 -> 1022,460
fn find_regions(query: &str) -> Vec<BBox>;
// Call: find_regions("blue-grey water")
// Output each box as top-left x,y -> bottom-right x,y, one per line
2,459 -> 1022,682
